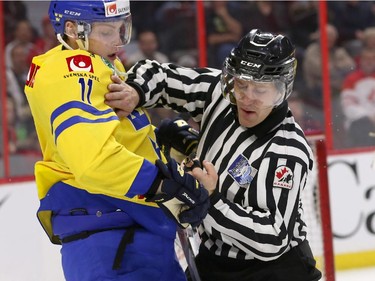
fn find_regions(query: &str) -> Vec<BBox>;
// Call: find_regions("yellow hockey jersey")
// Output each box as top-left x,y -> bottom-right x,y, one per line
25,46 -> 168,242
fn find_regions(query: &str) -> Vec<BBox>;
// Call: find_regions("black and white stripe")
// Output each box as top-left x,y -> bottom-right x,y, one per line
128,60 -> 314,262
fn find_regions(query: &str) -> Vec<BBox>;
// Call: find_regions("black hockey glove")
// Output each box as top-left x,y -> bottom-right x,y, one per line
145,158 -> 209,228
156,117 -> 199,156
182,152 -> 202,172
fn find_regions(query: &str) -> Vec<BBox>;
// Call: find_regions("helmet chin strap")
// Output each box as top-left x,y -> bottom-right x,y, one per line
57,33 -> 73,50
76,37 -> 89,50
57,22 -> 90,51
57,32 -> 89,51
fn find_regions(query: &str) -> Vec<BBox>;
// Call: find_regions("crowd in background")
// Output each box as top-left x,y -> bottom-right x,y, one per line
2,0 -> 375,161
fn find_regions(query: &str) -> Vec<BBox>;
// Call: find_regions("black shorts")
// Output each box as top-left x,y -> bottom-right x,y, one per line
193,240 -> 322,281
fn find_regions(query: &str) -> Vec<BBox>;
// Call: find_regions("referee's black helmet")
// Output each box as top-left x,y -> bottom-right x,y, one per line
222,29 -> 297,106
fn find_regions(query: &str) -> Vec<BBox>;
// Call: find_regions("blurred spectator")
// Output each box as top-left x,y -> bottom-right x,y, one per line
288,92 -> 322,134
6,42 -> 30,121
5,19 -> 36,69
238,1 -> 289,36
340,48 -> 375,148
6,42 -> 40,153
359,27 -> 375,49
5,96 -> 19,154
28,16 -> 59,62
303,23 -> 356,102
125,30 -> 169,69
287,2 -> 315,87
3,1 -> 28,44
205,1 -> 242,67
176,53 -> 197,68
287,1 -> 318,50
4,94 -> 39,154
328,1 -> 375,58
301,23 -> 355,145
130,1 -> 166,32
154,1 -> 197,58
352,27 -> 375,67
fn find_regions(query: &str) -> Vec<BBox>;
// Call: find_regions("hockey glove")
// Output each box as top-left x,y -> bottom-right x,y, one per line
145,158 -> 209,228
182,152 -> 202,172
156,117 -> 199,156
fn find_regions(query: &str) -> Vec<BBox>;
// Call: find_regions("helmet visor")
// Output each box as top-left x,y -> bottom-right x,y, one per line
221,65 -> 286,108
88,15 -> 132,46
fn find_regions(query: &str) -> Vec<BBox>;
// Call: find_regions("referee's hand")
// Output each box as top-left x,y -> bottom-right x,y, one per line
190,160 -> 218,196
105,75 -> 139,118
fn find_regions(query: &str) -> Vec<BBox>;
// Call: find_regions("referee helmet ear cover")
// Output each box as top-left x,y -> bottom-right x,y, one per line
221,29 -> 297,105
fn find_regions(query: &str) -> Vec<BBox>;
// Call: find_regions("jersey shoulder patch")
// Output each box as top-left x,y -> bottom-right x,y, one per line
273,165 -> 294,189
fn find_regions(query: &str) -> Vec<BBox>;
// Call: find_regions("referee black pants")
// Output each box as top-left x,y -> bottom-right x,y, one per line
193,240 -> 322,281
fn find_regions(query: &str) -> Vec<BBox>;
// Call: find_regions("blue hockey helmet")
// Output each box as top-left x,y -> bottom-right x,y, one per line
49,0 -> 132,46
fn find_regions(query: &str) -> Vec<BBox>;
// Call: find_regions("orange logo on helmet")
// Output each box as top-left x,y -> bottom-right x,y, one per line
106,3 -> 118,16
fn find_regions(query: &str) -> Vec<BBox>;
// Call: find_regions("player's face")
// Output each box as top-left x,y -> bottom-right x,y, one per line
233,79 -> 277,128
88,21 -> 126,62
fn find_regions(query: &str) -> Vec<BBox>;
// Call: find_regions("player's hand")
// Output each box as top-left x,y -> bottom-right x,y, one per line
105,75 -> 139,118
145,158 -> 210,228
156,117 -> 199,156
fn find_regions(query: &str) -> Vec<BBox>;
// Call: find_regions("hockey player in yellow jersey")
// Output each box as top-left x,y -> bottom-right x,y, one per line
24,1 -> 210,280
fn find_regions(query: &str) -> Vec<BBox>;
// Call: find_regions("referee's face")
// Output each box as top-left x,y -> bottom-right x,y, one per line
233,79 -> 277,128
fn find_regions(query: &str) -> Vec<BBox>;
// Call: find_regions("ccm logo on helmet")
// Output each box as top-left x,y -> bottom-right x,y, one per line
64,10 -> 81,16
240,60 -> 261,68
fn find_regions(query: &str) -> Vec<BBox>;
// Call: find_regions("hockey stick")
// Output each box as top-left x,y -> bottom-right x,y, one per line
177,227 -> 201,281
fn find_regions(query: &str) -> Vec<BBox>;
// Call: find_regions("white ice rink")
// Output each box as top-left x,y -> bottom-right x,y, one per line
335,266 -> 375,281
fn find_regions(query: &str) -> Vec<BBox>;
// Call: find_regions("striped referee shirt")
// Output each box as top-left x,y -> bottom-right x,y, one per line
127,60 -> 314,262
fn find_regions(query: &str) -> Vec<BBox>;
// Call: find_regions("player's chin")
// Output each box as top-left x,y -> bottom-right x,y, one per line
107,54 -> 117,61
